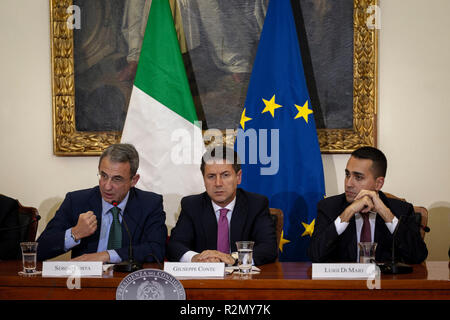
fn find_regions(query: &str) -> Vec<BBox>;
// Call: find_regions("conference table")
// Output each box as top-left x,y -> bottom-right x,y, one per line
0,261 -> 448,300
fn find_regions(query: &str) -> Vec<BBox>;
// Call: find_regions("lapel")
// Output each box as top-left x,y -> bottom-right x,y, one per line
121,188 -> 141,247
85,187 -> 103,253
339,195 -> 357,262
201,193 -> 219,250
347,216 -> 358,262
374,191 -> 392,243
229,189 -> 247,252
374,214 -> 386,243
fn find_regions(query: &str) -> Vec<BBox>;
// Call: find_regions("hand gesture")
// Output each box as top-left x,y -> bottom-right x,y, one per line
340,195 -> 374,222
72,211 -> 97,240
354,190 -> 395,222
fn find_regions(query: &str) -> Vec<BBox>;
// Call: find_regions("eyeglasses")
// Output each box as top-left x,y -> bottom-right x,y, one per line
97,172 -> 130,185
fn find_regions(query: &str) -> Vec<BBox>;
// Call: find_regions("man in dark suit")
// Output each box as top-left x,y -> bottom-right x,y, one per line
0,194 -> 20,260
167,146 -> 278,266
308,147 -> 427,263
37,144 -> 167,263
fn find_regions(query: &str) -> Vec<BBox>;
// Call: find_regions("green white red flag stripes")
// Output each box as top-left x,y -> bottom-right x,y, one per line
121,0 -> 204,229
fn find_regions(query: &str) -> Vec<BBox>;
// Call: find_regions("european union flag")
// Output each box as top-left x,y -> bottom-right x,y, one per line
236,0 -> 325,261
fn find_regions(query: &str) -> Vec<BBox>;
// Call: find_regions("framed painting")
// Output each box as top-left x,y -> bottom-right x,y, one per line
50,0 -> 377,155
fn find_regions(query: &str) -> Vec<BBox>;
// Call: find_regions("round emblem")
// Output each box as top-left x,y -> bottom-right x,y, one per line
116,269 -> 186,300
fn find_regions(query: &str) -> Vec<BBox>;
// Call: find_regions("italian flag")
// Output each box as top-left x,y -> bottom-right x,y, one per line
121,0 -> 205,229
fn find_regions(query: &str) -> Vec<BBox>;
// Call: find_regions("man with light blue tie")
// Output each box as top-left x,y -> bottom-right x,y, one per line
37,143 -> 167,263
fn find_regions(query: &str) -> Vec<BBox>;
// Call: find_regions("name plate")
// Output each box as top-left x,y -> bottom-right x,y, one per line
312,263 -> 379,279
42,261 -> 103,277
164,262 -> 225,277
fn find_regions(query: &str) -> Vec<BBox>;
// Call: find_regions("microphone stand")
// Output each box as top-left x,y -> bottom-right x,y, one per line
113,211 -> 143,273
378,215 -> 413,274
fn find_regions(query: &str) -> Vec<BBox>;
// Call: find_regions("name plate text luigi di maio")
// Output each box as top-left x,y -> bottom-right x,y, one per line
312,263 -> 380,279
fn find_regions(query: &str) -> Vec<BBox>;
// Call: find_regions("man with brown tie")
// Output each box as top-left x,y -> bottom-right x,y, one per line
167,146 -> 278,266
308,146 -> 428,263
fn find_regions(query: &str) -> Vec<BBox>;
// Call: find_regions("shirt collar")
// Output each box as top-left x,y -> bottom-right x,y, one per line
102,191 -> 130,214
355,211 -> 377,219
211,197 -> 236,213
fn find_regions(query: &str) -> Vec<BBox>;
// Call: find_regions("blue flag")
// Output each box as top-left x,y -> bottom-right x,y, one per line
235,0 -> 325,261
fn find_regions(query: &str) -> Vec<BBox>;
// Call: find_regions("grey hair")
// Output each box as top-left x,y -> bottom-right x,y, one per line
99,143 -> 139,177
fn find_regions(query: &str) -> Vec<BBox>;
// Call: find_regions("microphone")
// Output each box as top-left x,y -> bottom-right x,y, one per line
145,252 -> 163,270
0,215 -> 41,232
378,215 -> 413,274
112,202 -> 143,273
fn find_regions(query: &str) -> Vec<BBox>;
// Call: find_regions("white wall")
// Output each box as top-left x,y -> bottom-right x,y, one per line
0,0 -> 99,234
377,0 -> 450,260
0,0 -> 448,260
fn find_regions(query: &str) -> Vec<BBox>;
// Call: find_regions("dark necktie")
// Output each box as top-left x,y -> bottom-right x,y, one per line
217,208 -> 229,253
107,206 -> 122,250
360,213 -> 371,242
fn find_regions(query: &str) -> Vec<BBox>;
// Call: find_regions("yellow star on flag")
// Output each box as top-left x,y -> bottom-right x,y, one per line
279,230 -> 291,252
294,100 -> 313,123
301,219 -> 315,237
240,108 -> 252,130
262,94 -> 283,118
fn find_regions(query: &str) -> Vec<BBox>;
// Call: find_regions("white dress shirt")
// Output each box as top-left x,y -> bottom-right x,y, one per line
334,212 -> 398,260
64,192 -> 130,263
179,198 -> 236,262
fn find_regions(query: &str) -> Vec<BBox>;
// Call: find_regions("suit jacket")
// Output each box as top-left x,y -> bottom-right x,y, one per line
37,186 -> 167,263
167,188 -> 278,266
308,191 -> 428,263
0,194 -> 20,260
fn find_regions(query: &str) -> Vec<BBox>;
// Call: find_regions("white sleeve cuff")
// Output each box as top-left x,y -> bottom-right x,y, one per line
334,216 -> 349,235
180,250 -> 198,262
385,216 -> 399,234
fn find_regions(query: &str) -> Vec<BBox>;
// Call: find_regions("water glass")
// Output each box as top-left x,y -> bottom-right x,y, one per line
358,242 -> 377,263
235,241 -> 254,273
20,242 -> 38,273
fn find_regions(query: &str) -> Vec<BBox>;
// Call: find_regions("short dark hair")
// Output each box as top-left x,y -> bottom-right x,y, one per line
200,145 -> 241,175
99,143 -> 139,177
351,146 -> 387,178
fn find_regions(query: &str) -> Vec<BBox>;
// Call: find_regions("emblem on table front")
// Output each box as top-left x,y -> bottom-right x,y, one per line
116,268 -> 185,300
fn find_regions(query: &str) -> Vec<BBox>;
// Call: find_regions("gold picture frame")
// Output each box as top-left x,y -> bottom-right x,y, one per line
50,0 -> 377,156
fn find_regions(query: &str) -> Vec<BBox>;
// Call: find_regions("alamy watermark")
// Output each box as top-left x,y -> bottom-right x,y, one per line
366,5 -> 381,30
366,264 -> 381,289
66,265 -> 81,290
66,5 -> 81,30
170,121 -> 280,176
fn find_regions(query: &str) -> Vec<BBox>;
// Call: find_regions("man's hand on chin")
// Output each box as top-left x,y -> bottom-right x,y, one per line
354,190 -> 395,222
71,251 -> 110,263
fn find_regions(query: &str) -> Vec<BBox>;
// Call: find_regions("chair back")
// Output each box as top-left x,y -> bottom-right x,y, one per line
384,192 -> 429,239
412,206 -> 429,239
17,202 -> 39,242
269,208 -> 284,250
